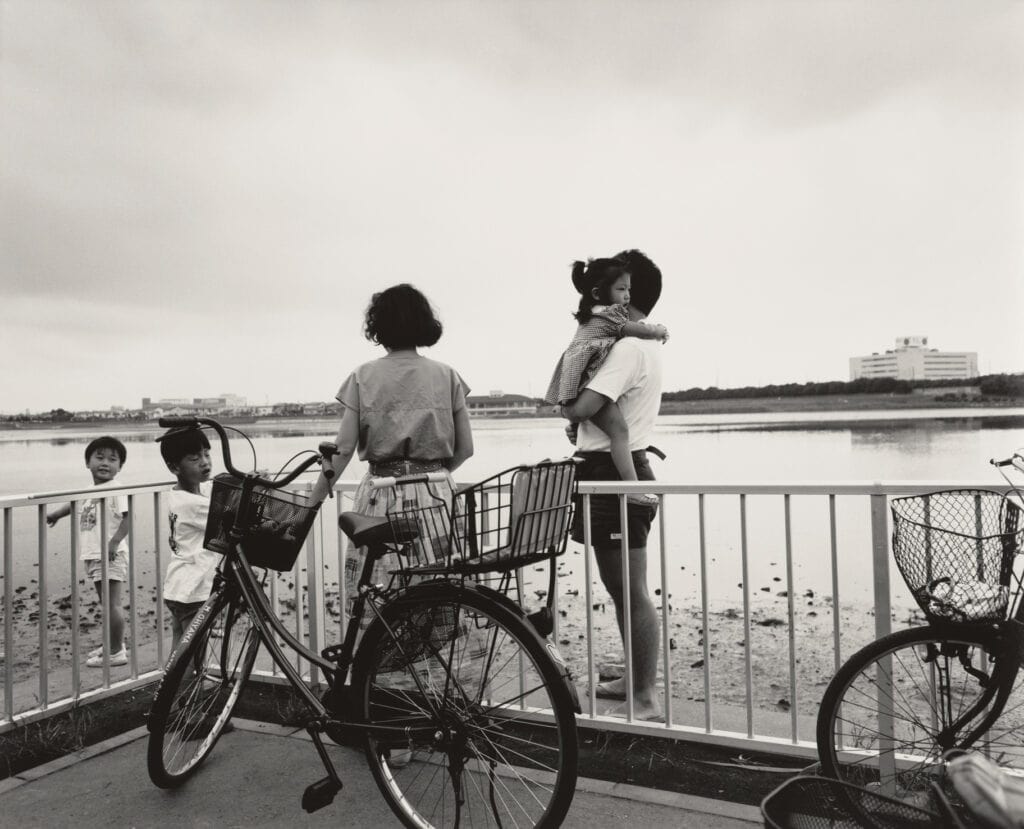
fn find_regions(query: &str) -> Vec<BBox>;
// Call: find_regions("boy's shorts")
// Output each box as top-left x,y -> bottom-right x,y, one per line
570,450 -> 657,549
85,551 -> 128,583
165,599 -> 205,643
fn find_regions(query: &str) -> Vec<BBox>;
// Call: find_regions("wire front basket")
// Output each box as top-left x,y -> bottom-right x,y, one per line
384,459 -> 579,577
761,776 -> 951,829
204,473 -> 318,572
891,489 -> 1024,624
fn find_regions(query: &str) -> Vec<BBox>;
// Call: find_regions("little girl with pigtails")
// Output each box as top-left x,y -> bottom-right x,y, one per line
544,256 -> 669,506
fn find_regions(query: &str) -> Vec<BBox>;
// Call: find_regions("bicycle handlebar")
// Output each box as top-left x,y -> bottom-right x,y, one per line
991,452 -> 1024,472
158,416 -> 332,490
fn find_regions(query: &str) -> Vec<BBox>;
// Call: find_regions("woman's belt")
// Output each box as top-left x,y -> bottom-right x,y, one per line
368,458 -> 446,477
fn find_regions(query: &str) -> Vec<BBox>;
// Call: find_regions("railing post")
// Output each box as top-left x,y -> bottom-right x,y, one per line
3,508 -> 13,721
870,491 -> 893,641
37,505 -> 49,708
153,491 -> 165,668
739,494 -> 753,738
305,513 -> 325,688
619,495 -> 634,720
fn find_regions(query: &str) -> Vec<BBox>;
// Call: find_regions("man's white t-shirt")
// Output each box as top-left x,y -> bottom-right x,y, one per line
164,481 -> 220,604
79,481 -> 129,561
576,334 -> 664,452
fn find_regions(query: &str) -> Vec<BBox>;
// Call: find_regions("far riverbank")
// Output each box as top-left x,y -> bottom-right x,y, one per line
657,392 -> 1023,416
3,392 -> 1023,433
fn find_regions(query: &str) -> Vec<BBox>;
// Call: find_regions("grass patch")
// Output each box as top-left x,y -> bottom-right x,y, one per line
0,685 -> 157,780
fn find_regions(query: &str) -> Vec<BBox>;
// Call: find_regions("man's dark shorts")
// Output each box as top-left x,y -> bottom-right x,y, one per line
570,450 -> 657,549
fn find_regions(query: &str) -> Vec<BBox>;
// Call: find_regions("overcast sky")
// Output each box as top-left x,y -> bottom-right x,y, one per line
2,1 -> 1022,414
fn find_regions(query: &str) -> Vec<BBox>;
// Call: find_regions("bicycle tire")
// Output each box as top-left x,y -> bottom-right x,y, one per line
351,582 -> 578,828
817,625 -> 1024,796
147,586 -> 260,787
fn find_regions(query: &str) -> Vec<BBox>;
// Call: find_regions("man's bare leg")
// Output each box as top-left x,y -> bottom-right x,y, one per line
592,543 -> 661,718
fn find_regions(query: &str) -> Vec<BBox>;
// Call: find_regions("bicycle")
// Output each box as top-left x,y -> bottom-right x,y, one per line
145,416 -> 582,827
814,450 -> 1024,808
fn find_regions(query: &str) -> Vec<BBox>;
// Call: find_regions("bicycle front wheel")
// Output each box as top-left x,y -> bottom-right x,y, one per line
352,585 -> 578,828
147,586 -> 260,787
817,625 -> 1024,794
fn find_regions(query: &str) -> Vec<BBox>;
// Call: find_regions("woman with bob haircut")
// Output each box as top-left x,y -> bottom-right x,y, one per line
311,283 -> 474,637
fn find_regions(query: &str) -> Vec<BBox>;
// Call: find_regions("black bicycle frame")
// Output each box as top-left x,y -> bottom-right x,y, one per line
224,537 -> 448,743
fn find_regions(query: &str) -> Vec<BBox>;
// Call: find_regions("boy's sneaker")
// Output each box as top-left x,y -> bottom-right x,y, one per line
87,647 -> 128,668
626,493 -> 660,508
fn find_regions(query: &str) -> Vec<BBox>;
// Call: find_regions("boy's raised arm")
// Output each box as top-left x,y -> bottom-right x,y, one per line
46,503 -> 71,526
107,511 -> 131,560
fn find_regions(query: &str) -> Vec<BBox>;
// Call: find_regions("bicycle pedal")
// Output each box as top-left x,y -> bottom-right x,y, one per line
301,776 -> 343,813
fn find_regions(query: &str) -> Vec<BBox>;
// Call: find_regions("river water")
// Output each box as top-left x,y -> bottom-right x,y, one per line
3,409 -> 1024,713
2,407 -> 1024,593
4,409 -> 1023,601
4,408 -> 1024,495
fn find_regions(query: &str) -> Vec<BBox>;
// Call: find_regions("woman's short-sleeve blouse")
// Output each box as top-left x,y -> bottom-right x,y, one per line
336,353 -> 470,463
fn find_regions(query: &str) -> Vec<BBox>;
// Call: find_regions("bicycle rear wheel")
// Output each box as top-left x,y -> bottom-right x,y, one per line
817,625 -> 1024,796
351,584 -> 578,829
147,586 -> 260,787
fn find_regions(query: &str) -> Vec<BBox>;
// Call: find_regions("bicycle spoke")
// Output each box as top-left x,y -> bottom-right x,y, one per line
356,590 -> 576,827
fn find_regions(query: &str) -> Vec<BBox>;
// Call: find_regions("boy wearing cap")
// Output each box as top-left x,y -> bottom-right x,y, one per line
48,436 -> 131,667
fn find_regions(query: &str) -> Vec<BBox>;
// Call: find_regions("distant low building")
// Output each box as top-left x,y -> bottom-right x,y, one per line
466,391 -> 540,417
850,336 -> 978,381
141,394 -> 248,416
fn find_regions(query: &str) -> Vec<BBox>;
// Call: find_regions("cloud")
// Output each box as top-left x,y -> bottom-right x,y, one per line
1,0 -> 1022,411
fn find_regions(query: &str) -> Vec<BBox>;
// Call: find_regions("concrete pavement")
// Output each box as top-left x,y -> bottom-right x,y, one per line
0,719 -> 762,828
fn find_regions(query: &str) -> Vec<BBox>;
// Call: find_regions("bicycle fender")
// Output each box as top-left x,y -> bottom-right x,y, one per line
387,579 -> 527,618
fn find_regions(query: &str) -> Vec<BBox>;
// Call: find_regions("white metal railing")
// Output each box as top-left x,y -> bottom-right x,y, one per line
2,477 -> 1014,761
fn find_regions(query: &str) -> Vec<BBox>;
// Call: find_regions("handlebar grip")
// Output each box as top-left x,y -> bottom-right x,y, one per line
370,470 -> 449,489
158,416 -> 201,428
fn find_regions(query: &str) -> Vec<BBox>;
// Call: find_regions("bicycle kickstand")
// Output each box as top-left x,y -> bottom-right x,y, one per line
302,723 -> 344,813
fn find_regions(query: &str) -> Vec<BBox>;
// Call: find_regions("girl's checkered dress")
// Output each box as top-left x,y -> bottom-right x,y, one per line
544,303 -> 628,405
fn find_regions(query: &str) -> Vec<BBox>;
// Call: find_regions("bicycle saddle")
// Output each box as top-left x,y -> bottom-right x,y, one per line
338,512 -> 418,547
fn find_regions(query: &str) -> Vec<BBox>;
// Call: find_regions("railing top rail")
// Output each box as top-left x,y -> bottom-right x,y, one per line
3,478 -> 1014,509
575,480 -> 1015,496
0,478 -> 363,509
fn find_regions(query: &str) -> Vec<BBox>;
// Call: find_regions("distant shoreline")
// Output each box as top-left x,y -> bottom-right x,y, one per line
2,393 -> 1023,433
657,393 -> 1024,417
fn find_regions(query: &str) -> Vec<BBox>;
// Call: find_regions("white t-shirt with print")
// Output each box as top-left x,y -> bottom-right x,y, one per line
163,481 -> 221,604
79,481 -> 129,561
576,333 -> 664,452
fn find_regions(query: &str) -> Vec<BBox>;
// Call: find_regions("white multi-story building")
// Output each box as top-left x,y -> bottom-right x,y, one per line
849,336 -> 978,381
141,394 -> 249,415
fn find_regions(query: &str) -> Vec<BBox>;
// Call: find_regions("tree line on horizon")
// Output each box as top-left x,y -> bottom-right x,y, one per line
4,373 -> 1023,424
663,373 -> 1024,402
